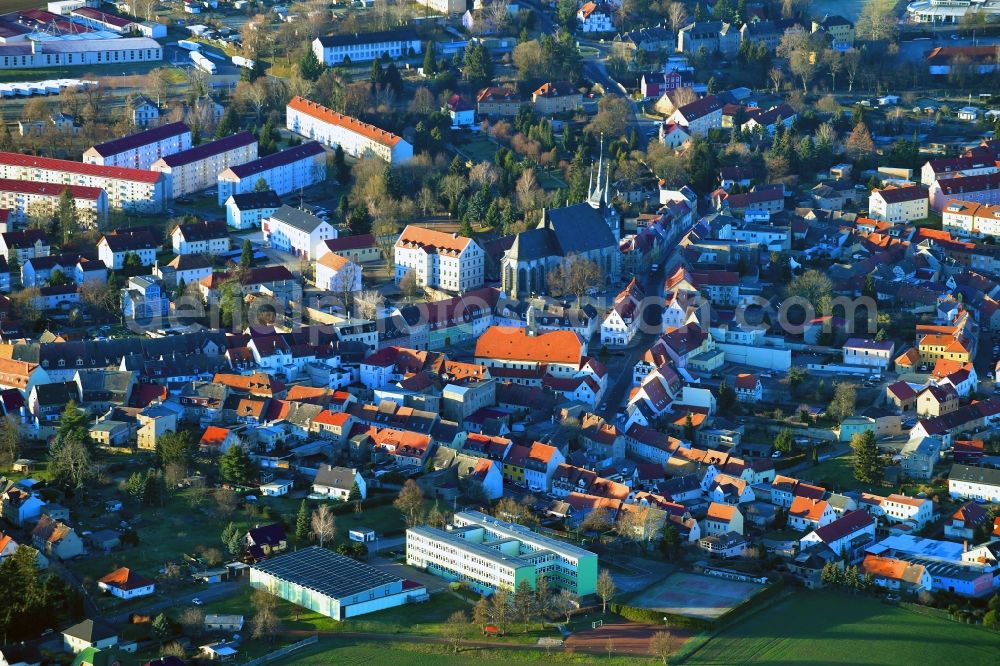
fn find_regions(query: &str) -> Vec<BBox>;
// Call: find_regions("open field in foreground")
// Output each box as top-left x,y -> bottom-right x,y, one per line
686,591 -> 1000,665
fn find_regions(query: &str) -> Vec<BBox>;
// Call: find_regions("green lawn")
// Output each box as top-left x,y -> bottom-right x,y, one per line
457,137 -> 499,163
686,591 -> 1000,665
281,638 -> 656,665
803,456 -> 947,498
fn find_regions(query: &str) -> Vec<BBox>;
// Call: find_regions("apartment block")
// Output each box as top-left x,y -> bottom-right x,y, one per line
0,152 -> 164,213
151,131 -> 258,199
286,96 -> 413,164
394,225 -> 484,293
217,142 -> 326,205
83,122 -> 191,171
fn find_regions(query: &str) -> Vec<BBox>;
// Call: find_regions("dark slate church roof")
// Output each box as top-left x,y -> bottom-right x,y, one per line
508,202 -> 616,262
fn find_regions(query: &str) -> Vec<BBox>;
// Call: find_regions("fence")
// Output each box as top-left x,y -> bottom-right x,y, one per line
240,634 -> 318,666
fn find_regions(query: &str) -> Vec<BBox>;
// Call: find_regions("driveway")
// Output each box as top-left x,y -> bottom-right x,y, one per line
369,559 -> 448,594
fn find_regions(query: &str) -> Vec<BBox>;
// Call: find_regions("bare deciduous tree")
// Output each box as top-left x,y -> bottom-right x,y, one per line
310,504 -> 336,547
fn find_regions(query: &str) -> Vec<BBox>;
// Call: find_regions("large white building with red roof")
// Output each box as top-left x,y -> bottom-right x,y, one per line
394,225 -> 484,293
286,96 -> 413,164
0,152 -> 164,212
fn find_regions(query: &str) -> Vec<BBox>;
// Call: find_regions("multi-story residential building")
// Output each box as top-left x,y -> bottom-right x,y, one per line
394,226 -> 484,293
121,275 -> 169,320
217,142 -> 326,205
842,338 -> 895,369
811,14 -> 855,48
225,190 -> 281,230
97,229 -> 157,270
0,179 -> 108,227
868,185 -> 929,223
316,252 -> 361,294
170,220 -> 229,256
501,441 -> 565,492
678,21 -> 739,56
861,493 -> 934,528
921,151 -> 998,187
312,28 -> 422,65
476,87 -> 526,117
406,510 -> 598,595
942,200 -> 1000,238
151,131 -> 258,199
0,36 -> 162,69
577,2 -> 614,32
286,96 -> 413,164
531,81 -> 582,114
799,509 -> 876,564
127,95 -> 160,128
414,0 -> 465,13
667,95 -> 723,136
601,278 -> 644,347
0,152 -> 164,212
930,171 -> 1000,212
318,234 -> 381,264
0,229 -> 49,263
83,122 -> 191,170
263,205 -> 337,261
948,463 -> 1000,502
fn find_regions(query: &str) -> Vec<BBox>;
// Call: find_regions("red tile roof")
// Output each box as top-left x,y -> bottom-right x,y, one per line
288,96 -> 402,147
0,178 -> 103,200
475,326 -> 583,365
0,151 -> 161,184
99,566 -> 154,591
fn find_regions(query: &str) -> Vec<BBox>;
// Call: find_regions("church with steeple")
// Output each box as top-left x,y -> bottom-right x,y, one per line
501,153 -> 621,298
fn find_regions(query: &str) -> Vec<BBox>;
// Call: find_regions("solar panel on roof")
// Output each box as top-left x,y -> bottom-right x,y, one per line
251,547 -> 402,599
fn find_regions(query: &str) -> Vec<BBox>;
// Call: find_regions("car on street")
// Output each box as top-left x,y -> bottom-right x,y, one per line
192,598 -> 203,606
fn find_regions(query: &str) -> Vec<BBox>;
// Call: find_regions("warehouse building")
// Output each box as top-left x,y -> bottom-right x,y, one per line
151,131 -> 258,200
249,546 -> 428,620
406,510 -> 598,596
83,122 -> 191,171
0,152 -> 164,212
286,96 -> 413,164
216,141 -> 326,205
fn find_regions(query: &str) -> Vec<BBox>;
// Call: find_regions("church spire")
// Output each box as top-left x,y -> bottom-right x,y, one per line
588,135 -> 605,208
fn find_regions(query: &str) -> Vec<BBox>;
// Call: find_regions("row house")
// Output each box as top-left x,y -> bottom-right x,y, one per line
942,200 -> 1000,239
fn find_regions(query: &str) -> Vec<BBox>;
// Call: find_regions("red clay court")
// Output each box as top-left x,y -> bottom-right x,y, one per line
565,622 -> 684,656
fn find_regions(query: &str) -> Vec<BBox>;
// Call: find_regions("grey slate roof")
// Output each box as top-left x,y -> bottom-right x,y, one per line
268,205 -> 327,234
313,465 -> 358,490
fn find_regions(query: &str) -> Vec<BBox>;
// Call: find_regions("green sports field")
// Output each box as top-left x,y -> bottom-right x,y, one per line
687,592 -> 1000,665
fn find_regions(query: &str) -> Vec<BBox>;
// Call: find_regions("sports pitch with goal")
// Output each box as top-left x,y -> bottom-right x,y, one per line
629,571 -> 765,620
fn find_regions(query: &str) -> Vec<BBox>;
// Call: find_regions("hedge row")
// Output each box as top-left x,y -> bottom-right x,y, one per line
609,604 -> 714,632
715,577 -> 785,627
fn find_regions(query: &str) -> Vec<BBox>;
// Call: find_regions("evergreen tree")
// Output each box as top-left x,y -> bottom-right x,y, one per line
851,431 -> 884,485
295,500 -> 310,542
216,106 -> 240,138
348,482 -> 362,502
422,41 -> 437,76
219,444 -> 257,486
240,239 -> 253,269
299,48 -> 323,82
221,522 -> 243,555
334,144 -> 351,185
369,59 -> 384,86
56,187 -> 78,247
463,41 -> 493,89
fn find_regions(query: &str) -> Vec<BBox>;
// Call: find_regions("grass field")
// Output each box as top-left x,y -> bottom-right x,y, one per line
0,0 -> 38,12
281,638 -> 658,665
629,572 -> 764,621
687,591 -> 1000,665
457,136 -> 499,163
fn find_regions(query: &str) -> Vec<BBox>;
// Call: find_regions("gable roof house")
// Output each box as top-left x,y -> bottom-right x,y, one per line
312,465 -> 365,500
97,567 -> 155,600
800,509 -> 875,563
31,514 -> 84,560
245,523 -> 288,562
